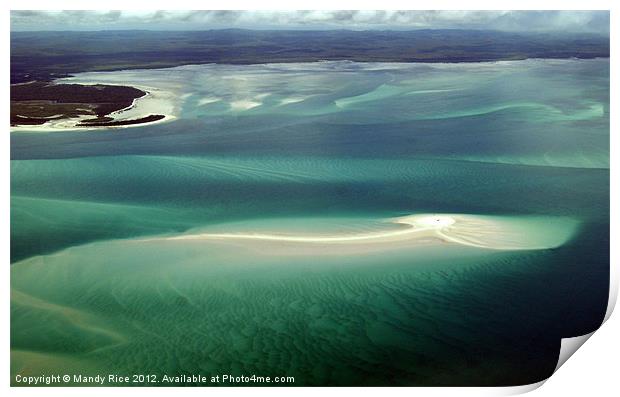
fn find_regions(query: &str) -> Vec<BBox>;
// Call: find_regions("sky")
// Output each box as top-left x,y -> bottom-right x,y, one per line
10,10 -> 610,35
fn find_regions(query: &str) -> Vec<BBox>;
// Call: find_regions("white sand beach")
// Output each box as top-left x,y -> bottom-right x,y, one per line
10,86 -> 176,132
11,72 -> 183,132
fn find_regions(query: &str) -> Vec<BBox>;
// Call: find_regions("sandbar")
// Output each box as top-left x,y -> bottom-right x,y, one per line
140,213 -> 578,252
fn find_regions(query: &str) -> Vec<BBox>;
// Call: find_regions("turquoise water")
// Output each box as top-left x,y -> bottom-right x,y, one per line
11,59 -> 609,386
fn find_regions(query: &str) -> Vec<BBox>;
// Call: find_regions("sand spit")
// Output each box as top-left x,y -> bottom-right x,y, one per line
10,87 -> 175,132
11,79 -> 179,133
141,214 -> 577,251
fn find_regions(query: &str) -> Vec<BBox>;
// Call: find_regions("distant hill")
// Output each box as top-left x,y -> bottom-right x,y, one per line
10,29 -> 610,83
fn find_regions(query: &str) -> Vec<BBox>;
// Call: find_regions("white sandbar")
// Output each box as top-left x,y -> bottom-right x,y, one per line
143,214 -> 577,251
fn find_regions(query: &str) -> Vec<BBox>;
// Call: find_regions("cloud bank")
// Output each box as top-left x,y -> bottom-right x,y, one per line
10,10 -> 610,35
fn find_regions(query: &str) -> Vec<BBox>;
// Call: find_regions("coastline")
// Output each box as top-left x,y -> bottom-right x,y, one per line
9,57 -> 608,134
10,82 -> 177,133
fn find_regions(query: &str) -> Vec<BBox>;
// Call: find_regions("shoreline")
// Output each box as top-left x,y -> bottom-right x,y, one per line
9,113 -> 174,133
10,55 -> 609,85
10,82 -> 177,133
9,57 -> 608,133
10,56 -> 610,85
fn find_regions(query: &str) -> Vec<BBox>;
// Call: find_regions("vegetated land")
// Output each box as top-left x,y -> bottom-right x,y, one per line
10,29 -> 610,83
10,82 -> 147,126
76,114 -> 165,127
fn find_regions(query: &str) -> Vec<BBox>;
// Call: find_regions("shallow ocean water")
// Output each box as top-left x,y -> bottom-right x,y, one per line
10,59 -> 609,385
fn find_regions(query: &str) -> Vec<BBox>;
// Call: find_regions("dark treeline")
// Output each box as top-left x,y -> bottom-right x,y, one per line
10,29 -> 610,83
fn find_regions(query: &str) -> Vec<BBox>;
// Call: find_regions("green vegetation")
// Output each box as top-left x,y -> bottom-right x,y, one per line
10,81 -> 146,126
78,114 -> 165,127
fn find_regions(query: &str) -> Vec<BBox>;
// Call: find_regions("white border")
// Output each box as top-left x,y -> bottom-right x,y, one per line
2,1 -> 616,396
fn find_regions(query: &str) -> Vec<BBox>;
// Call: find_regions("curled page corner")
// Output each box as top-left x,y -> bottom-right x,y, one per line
530,271 -> 617,392
497,332 -> 596,396
548,276 -> 616,379
546,247 -> 620,380
498,379 -> 547,395
503,274 -> 617,395
554,332 -> 595,373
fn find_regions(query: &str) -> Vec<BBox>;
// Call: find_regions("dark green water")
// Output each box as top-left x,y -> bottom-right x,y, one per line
11,59 -> 609,386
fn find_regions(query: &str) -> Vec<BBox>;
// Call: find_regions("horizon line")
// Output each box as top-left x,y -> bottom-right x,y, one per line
10,27 -> 609,36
